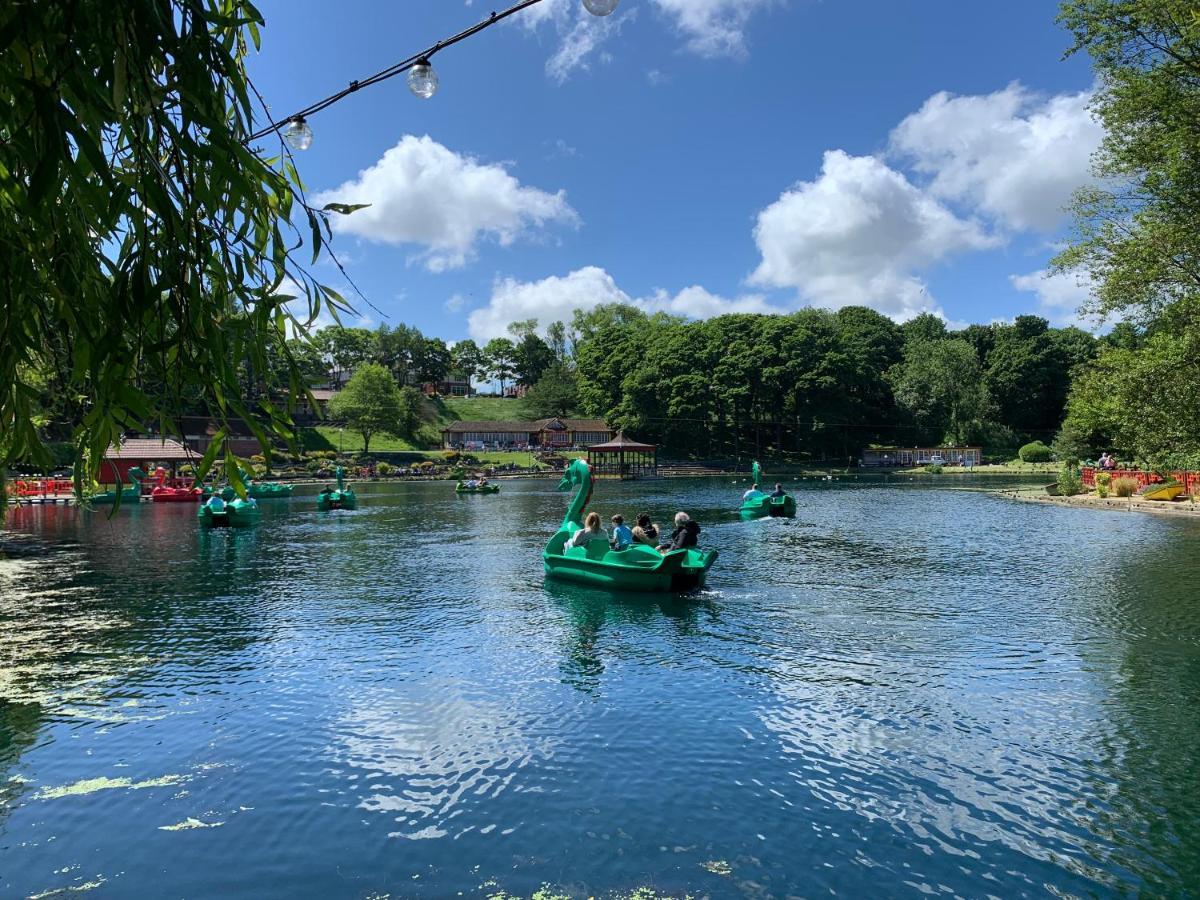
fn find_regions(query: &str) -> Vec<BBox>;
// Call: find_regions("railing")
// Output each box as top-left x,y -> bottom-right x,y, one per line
1083,467 -> 1200,494
10,478 -> 75,498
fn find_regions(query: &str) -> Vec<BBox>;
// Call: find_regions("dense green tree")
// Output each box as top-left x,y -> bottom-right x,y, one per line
328,364 -> 407,454
0,0 -> 357,498
890,338 -> 993,445
546,321 -> 570,362
1056,0 -> 1200,323
314,327 -> 378,386
413,338 -> 452,385
522,363 -> 580,418
1061,329 -> 1200,467
374,324 -> 424,385
450,339 -> 486,385
513,333 -> 556,387
483,337 -> 517,394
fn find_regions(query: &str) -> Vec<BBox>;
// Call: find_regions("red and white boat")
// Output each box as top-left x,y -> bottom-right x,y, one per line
150,467 -> 203,503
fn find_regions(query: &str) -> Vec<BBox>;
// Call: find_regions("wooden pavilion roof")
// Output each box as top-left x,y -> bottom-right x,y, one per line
587,431 -> 656,451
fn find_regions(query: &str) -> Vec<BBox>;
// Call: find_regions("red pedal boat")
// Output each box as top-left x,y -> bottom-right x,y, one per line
150,467 -> 203,503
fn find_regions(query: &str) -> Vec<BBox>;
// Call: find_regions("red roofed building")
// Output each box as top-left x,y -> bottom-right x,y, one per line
99,437 -> 195,484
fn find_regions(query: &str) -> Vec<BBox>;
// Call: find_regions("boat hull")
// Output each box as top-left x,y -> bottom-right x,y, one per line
1142,483 -> 1185,501
317,490 -> 357,511
248,483 -> 294,498
153,488 -> 202,503
197,501 -> 260,527
455,484 -> 500,494
543,543 -> 717,592
739,494 -> 796,520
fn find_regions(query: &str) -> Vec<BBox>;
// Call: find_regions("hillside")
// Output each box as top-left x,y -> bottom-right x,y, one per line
428,395 -> 538,425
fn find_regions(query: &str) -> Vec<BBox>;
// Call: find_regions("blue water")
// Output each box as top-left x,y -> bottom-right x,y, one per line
2,477 -> 1199,898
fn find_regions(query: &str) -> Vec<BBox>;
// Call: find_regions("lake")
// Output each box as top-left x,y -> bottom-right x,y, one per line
2,476 -> 1199,898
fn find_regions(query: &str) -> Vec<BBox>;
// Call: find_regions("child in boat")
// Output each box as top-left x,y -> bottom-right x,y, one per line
610,515 -> 633,550
742,483 -> 764,502
770,482 -> 786,497
658,512 -> 701,552
566,512 -> 608,549
632,513 -> 658,546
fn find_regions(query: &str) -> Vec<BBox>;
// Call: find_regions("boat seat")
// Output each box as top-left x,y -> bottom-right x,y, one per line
584,541 -> 611,560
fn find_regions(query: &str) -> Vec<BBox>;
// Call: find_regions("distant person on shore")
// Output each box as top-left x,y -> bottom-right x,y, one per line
659,512 -> 701,553
609,514 -> 633,550
1100,453 -> 1116,471
566,512 -> 608,550
770,482 -> 786,497
632,513 -> 658,546
742,483 -> 764,502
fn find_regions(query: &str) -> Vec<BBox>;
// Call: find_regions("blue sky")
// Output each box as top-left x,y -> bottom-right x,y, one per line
249,0 -> 1100,342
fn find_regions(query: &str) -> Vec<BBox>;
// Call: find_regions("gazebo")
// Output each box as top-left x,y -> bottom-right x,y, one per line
587,432 -> 657,479
98,437 -> 194,484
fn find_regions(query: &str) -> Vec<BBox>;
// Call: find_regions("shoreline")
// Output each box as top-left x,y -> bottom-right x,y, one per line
998,488 -> 1200,520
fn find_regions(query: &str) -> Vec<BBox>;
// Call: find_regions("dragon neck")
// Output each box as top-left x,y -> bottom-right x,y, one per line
336,466 -> 345,492
564,461 -> 592,527
753,461 -> 762,484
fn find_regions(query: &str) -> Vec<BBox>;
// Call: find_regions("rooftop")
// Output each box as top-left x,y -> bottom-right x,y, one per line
104,437 -> 194,461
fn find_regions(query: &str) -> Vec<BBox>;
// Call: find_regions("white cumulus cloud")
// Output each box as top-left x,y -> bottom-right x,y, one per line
466,266 -> 784,342
313,135 -> 578,273
749,150 -> 997,321
889,83 -> 1102,232
650,0 -> 776,58
1010,269 -> 1099,328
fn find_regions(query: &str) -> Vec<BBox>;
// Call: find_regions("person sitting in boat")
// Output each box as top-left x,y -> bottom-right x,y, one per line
318,483 -> 333,497
632,513 -> 658,546
566,512 -> 609,550
609,514 -> 633,551
658,512 -> 701,553
742,483 -> 764,502
479,476 -> 489,486
465,478 -> 478,488
770,482 -> 786,497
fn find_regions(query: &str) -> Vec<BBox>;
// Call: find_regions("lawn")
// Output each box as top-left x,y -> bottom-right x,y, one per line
432,395 -> 536,424
301,426 -> 422,453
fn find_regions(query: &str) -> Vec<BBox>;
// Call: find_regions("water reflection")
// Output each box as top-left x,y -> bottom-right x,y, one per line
0,478 -> 1198,898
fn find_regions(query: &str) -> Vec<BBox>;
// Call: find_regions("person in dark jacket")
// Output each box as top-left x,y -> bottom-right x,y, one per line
658,511 -> 701,552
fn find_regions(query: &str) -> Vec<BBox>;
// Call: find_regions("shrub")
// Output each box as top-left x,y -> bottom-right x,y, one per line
1018,441 -> 1053,463
1113,477 -> 1139,498
925,463 -> 943,474
376,461 -> 393,476
1095,471 -> 1111,498
1059,466 -> 1083,496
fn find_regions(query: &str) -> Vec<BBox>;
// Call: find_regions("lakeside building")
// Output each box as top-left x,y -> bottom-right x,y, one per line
99,437 -> 195,483
442,417 -> 612,450
860,446 -> 983,467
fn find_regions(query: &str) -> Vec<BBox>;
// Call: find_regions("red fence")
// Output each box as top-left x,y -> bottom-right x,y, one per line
1083,467 -> 1200,494
9,478 -> 75,498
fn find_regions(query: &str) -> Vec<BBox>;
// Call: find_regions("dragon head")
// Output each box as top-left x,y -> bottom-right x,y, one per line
558,457 -> 589,492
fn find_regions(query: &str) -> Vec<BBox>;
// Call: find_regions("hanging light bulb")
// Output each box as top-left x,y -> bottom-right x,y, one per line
582,0 -> 619,15
408,58 -> 438,99
281,117 -> 313,151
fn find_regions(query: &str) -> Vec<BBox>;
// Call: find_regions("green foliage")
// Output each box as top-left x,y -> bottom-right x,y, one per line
521,363 -> 580,418
1059,466 -> 1083,496
483,337 -> 517,393
889,337 -> 992,446
0,0 -> 367,508
925,463 -> 944,474
328,364 -> 406,455
1018,441 -> 1054,463
1053,0 -> 1200,471
1113,476 -> 1139,497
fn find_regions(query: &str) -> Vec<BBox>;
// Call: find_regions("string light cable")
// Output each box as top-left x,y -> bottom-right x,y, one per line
249,0 -> 620,148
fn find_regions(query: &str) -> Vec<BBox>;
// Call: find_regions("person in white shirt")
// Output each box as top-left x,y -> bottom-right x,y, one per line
742,482 -> 765,502
566,512 -> 609,549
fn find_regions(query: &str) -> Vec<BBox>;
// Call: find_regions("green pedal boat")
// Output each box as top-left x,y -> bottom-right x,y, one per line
455,482 -> 500,494
543,459 -> 717,592
738,461 -> 796,519
317,466 -> 357,511
83,467 -> 146,505
197,494 -> 260,527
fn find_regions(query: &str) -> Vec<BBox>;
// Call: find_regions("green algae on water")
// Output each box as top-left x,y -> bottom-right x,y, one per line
36,774 -> 187,800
